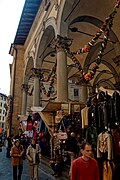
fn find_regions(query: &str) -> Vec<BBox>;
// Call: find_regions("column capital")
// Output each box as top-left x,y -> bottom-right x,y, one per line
22,84 -> 29,92
54,35 -> 72,52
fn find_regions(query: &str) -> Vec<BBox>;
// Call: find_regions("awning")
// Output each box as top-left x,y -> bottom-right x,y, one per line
14,0 -> 41,45
31,102 -> 61,112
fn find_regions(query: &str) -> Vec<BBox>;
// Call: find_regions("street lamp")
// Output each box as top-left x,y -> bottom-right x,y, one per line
69,27 -> 115,43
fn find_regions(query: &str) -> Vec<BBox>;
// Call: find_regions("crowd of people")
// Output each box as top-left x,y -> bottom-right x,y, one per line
3,127 -> 101,180
49,129 -> 101,180
4,128 -> 41,180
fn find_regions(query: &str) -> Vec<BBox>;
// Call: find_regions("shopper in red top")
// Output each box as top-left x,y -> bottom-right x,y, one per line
71,142 -> 100,180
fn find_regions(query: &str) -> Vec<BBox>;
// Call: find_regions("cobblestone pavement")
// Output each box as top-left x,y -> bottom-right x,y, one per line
0,147 -> 56,180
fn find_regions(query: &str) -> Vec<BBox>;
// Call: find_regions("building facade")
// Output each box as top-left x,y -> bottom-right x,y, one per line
7,0 -> 120,136
0,93 -> 7,132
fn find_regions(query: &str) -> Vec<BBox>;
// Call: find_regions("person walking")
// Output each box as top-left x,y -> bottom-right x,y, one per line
66,132 -> 77,177
6,134 -> 14,158
50,149 -> 63,177
11,139 -> 24,180
26,138 -> 41,180
71,142 -> 100,180
14,128 -> 27,159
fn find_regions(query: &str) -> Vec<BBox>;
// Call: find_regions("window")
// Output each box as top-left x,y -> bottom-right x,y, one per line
3,117 -> 4,121
0,102 -> 2,107
0,116 -> 1,120
74,89 -> 79,96
0,109 -> 2,113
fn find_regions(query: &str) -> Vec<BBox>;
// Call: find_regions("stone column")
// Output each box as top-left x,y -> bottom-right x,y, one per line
32,68 -> 40,107
21,84 -> 28,115
55,35 -> 72,102
80,83 -> 88,103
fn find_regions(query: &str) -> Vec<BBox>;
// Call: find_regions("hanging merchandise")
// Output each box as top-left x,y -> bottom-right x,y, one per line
103,161 -> 115,180
86,124 -> 97,148
41,62 -> 57,97
71,0 -> 120,56
55,110 -> 64,123
37,120 -> 42,133
33,121 -> 38,131
57,130 -> 68,141
97,131 -> 113,160
0,127 -> 2,134
57,121 -> 68,140
31,62 -> 57,97
112,125 -> 120,157
39,132 -> 44,138
65,0 -> 120,83
27,131 -> 33,138
81,106 -> 90,129
26,115 -> 33,131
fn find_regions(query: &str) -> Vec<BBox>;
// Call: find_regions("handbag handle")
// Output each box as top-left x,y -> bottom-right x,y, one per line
58,119 -> 66,132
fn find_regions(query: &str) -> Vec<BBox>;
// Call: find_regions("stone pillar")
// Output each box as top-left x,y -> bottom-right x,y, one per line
32,68 -> 40,107
80,83 -> 88,103
55,35 -> 72,102
21,84 -> 28,115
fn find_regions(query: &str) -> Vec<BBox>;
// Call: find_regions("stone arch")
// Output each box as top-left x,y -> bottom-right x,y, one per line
93,70 -> 115,87
57,0 -> 76,36
35,18 -> 57,65
35,24 -> 56,68
43,50 -> 56,60
22,56 -> 34,115
44,17 -> 57,37
24,56 -> 34,84
100,60 -> 119,81
96,79 -> 115,90
92,59 -> 119,83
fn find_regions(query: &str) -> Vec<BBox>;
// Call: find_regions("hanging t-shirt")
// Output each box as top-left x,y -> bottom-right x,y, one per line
97,131 -> 113,160
112,130 -> 120,157
26,121 -> 33,131
81,106 -> 89,129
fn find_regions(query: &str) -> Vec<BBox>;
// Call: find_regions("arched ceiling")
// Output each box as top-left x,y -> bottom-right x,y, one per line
59,0 -> 120,90
36,25 -> 56,70
20,0 -> 120,94
24,56 -> 34,83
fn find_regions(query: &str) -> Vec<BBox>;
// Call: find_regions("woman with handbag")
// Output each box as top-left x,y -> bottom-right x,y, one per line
26,138 -> 41,180
11,139 -> 24,180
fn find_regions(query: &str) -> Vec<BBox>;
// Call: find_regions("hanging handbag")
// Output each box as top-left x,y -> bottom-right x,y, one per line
57,131 -> 68,140
56,121 -> 68,140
